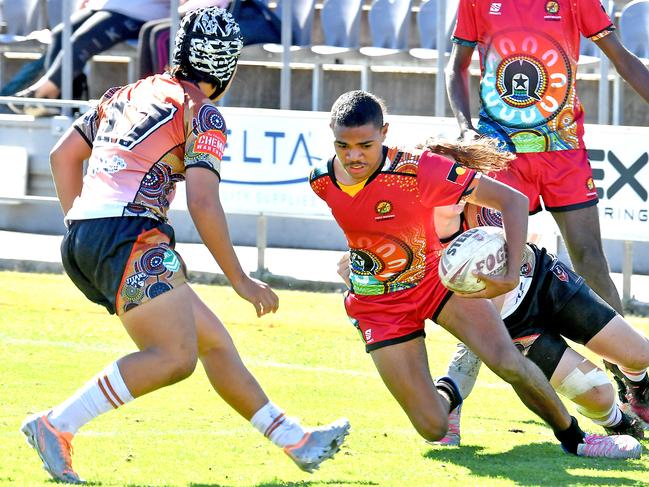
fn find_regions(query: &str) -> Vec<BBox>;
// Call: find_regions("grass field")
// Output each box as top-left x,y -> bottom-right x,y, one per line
1,271 -> 648,486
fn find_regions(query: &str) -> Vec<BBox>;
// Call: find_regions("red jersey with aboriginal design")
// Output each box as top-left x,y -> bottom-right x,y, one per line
452,0 -> 614,153
309,146 -> 479,296
67,73 -> 227,223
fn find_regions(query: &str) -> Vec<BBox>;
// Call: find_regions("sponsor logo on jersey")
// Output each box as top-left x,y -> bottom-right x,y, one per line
125,271 -> 148,288
375,200 -> 392,214
586,177 -> 595,191
544,0 -> 561,20
512,333 -> 541,356
364,328 -> 373,343
194,130 -> 226,159
446,162 -> 472,186
552,263 -> 569,282
163,249 -> 181,272
374,200 -> 395,221
89,155 -> 127,176
520,262 -> 533,277
498,56 -> 546,108
483,30 -> 571,131
350,249 -> 384,275
489,2 -> 502,15
545,1 -> 559,14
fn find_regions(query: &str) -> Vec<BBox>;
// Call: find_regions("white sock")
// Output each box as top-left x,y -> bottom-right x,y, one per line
49,361 -> 134,434
620,368 -> 648,383
446,343 -> 482,400
586,405 -> 621,427
250,401 -> 305,448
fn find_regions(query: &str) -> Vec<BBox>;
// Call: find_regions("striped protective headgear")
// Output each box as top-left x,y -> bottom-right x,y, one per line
173,7 -> 244,88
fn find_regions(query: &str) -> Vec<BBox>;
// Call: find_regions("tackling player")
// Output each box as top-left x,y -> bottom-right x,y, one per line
432,201 -> 649,446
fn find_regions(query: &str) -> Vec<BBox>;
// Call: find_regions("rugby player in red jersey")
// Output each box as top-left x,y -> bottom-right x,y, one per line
20,8 -> 349,483
446,0 -> 649,405
310,89 -> 640,459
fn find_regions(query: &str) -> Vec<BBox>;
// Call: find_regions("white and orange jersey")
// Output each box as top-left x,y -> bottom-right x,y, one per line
67,73 -> 226,223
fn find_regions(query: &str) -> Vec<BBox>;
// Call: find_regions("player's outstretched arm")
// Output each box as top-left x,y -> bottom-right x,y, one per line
185,167 -> 279,317
463,176 -> 528,298
49,125 -> 91,215
596,32 -> 649,103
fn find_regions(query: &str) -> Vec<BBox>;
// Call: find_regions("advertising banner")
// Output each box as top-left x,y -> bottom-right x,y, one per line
198,107 -> 648,242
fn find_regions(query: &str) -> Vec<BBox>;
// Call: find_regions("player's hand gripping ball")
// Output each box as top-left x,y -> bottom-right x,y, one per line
439,226 -> 508,293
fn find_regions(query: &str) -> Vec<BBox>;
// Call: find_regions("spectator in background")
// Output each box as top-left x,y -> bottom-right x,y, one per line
138,0 -> 280,79
443,0 -> 649,446
0,0 -> 56,99
8,0 -> 171,116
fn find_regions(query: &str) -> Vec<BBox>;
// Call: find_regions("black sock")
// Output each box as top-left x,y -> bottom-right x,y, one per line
435,376 -> 462,412
622,371 -> 649,396
554,416 -> 585,455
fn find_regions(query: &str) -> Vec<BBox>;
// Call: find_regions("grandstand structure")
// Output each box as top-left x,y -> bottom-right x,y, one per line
0,0 -> 647,305
0,1 -> 647,121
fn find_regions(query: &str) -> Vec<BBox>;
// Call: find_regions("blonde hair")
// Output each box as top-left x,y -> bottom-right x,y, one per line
419,136 -> 515,174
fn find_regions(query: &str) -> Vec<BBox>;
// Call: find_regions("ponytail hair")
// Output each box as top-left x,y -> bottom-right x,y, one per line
419,136 -> 515,174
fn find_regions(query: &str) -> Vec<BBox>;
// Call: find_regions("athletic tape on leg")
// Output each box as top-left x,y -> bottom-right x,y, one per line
556,368 -> 611,400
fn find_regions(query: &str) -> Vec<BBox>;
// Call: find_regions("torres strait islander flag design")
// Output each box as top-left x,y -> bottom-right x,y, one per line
452,0 -> 615,153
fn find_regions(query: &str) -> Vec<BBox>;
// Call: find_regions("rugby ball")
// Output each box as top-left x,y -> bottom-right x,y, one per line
439,226 -> 508,293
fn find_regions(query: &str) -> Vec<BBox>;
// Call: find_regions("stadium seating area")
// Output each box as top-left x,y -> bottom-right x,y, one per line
0,0 -> 647,125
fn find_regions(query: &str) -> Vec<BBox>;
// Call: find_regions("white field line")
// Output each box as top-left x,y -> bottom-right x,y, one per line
0,332 -> 375,378
4,426 -> 422,439
1,332 -> 509,387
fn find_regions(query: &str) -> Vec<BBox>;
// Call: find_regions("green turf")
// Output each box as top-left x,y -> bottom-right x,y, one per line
1,271 -> 648,486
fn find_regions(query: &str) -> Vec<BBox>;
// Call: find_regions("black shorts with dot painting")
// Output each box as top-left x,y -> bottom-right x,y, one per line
61,217 -> 187,315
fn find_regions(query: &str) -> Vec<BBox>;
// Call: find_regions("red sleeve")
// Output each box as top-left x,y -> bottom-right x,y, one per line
309,168 -> 326,201
452,0 -> 478,45
575,0 -> 615,39
418,152 -> 477,208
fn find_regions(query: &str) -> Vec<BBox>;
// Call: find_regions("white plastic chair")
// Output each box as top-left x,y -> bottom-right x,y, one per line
305,0 -> 363,110
358,0 -> 413,91
409,0 -> 459,61
619,0 -> 649,60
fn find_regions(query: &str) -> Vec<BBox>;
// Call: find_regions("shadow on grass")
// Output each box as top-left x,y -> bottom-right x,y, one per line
119,481 -> 378,487
190,481 -> 379,487
424,442 -> 645,485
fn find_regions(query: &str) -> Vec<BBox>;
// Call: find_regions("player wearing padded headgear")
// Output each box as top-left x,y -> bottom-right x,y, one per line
20,7 -> 349,484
